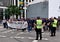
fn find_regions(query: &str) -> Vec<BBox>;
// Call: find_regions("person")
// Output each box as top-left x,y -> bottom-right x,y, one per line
34,17 -> 44,40
47,19 -> 51,31
3,19 -> 7,28
27,18 -> 32,32
50,17 -> 58,36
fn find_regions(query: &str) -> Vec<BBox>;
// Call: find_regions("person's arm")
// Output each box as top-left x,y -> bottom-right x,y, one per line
34,20 -> 36,28
42,20 -> 45,27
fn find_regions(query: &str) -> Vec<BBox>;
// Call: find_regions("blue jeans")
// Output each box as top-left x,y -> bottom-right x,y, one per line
28,26 -> 32,32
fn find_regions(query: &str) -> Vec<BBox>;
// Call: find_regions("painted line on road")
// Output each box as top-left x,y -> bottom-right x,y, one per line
10,36 -> 48,40
16,32 -> 28,36
2,30 -> 13,33
10,36 -> 34,39
32,38 -> 48,42
16,32 -> 24,35
10,36 -> 25,39
28,37 -> 35,39
0,35 -> 6,38
32,40 -> 38,42
42,38 -> 48,40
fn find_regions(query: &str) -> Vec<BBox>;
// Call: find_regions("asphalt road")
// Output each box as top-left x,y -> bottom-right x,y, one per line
0,27 -> 60,42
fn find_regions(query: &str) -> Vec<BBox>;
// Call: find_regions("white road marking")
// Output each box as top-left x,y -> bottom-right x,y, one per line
14,37 -> 21,38
28,37 -> 35,39
16,32 -> 24,35
0,35 -> 6,37
10,36 -> 25,39
42,38 -> 48,40
32,40 -> 38,42
2,30 -> 13,33
10,36 -> 37,40
14,37 -> 25,39
32,38 -> 48,42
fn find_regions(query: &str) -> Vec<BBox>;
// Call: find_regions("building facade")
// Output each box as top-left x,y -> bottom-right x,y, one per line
17,0 -> 48,19
0,0 -> 14,20
27,1 -> 48,18
49,0 -> 60,18
26,0 -> 48,18
0,0 -> 48,20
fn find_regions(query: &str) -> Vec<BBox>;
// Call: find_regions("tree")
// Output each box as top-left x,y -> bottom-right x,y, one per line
5,5 -> 20,19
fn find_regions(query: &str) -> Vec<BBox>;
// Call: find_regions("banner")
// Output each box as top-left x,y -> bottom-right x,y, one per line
7,21 -> 28,29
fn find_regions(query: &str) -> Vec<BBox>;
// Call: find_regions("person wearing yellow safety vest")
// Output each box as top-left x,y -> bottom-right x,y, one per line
34,17 -> 45,40
50,17 -> 58,37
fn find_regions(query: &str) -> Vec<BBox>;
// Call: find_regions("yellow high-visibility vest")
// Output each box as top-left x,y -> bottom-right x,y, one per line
36,20 -> 43,29
52,19 -> 58,27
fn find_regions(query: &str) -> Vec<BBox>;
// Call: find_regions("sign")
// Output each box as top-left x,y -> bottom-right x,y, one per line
19,0 -> 24,16
19,2 -> 24,4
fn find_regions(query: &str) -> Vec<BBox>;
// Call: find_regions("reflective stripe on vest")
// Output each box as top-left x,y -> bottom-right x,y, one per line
36,20 -> 42,29
52,19 -> 57,27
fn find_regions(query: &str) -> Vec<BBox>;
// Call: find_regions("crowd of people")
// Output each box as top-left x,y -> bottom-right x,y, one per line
2,17 -> 60,40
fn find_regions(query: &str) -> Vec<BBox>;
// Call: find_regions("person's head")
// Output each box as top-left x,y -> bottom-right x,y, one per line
54,17 -> 57,19
37,17 -> 40,19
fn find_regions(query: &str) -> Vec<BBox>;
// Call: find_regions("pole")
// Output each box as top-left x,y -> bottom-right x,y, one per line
14,0 -> 16,5
18,0 -> 19,7
3,9 -> 5,19
24,0 -> 27,19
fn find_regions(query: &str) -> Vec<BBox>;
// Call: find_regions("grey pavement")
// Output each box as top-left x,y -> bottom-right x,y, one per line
0,26 -> 60,42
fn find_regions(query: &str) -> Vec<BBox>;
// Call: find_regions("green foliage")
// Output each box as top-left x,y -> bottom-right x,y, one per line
5,5 -> 20,16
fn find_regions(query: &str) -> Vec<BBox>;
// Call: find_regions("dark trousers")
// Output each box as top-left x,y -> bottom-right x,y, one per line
51,27 -> 56,36
35,28 -> 42,40
28,25 -> 32,32
3,22 -> 8,28
3,23 -> 6,28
